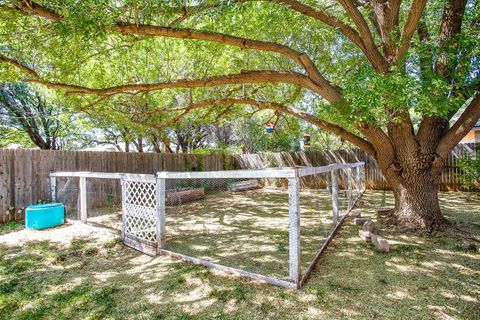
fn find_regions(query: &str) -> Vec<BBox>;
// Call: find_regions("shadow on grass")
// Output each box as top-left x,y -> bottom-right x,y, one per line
165,189 -> 341,279
0,235 -> 298,319
0,190 -> 478,319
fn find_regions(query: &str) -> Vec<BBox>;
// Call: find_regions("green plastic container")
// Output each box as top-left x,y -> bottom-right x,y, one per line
25,203 -> 65,230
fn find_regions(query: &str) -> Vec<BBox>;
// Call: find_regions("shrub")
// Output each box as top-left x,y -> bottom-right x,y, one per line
457,146 -> 480,191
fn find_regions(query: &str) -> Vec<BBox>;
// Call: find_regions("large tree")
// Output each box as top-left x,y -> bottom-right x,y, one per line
0,0 -> 479,232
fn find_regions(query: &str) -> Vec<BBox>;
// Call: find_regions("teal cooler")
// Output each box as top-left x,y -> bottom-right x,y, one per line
25,203 -> 65,230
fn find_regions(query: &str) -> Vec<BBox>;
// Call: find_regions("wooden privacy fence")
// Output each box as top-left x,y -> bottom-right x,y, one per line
234,143 -> 477,191
0,149 -> 229,224
0,144 -> 476,224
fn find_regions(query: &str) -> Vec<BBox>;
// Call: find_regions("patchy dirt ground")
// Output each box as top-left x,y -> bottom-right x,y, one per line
0,220 -> 119,247
0,191 -> 479,320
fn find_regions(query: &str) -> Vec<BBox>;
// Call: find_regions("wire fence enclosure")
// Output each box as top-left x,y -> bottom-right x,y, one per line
49,162 -> 365,289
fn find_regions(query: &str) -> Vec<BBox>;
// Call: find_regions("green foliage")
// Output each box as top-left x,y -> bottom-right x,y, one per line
222,155 -> 236,170
457,148 -> 480,191
0,127 -> 35,148
342,67 -> 459,125
0,83 -> 90,150
234,115 -> 302,153
304,126 -> 349,151
51,0 -> 120,38
0,221 -> 22,235
0,0 -> 478,154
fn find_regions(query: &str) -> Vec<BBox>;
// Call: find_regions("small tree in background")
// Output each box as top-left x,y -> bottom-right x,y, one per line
0,83 -> 81,150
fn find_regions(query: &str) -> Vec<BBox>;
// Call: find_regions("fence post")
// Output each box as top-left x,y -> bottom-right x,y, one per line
49,175 -> 56,202
156,177 -> 166,250
79,177 -> 87,223
120,178 -> 126,240
331,169 -> 339,224
347,168 -> 353,208
362,165 -> 366,191
355,166 -> 361,197
288,172 -> 301,286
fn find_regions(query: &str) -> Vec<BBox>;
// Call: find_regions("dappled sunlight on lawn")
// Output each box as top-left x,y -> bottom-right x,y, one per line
164,188 -> 341,279
299,191 -> 480,320
0,190 -> 478,319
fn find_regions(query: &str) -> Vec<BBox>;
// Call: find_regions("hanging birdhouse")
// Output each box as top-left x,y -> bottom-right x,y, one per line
303,134 -> 311,149
265,121 -> 274,134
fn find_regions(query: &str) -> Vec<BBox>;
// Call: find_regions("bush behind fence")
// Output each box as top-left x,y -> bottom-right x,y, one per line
0,144 -> 476,224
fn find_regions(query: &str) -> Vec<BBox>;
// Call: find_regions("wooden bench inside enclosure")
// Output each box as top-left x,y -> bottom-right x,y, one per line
227,179 -> 261,192
166,188 -> 205,206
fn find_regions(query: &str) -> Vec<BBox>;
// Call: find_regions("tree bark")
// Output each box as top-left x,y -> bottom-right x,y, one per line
386,168 -> 449,233
373,127 -> 452,233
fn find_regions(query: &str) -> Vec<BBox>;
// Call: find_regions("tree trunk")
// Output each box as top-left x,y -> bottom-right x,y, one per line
381,156 -> 450,233
390,179 -> 449,233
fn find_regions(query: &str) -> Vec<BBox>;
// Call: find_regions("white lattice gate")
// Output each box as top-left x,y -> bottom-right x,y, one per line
121,174 -> 160,256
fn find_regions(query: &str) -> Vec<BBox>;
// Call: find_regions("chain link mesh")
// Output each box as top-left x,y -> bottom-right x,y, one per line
55,176 -> 79,216
56,177 -> 122,224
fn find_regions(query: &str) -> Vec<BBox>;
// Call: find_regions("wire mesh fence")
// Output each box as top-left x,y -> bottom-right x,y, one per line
54,175 -> 122,227
299,172 -> 333,270
49,162 -> 365,288
55,176 -> 79,216
164,177 -> 291,279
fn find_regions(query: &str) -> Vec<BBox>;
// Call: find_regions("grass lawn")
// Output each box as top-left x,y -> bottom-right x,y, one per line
164,188 -> 346,280
0,191 -> 479,319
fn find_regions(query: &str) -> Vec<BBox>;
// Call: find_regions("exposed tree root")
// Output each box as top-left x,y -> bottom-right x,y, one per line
377,210 -> 479,250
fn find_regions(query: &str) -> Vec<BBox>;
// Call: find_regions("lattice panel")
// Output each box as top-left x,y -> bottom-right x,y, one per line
123,180 -> 157,243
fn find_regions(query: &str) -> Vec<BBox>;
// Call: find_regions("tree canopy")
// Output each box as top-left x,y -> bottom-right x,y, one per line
0,1 -> 478,153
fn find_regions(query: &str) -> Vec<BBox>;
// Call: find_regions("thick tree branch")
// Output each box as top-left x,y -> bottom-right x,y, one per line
436,94 -> 480,158
386,110 -> 418,158
138,97 -> 375,154
358,123 -> 402,183
71,70 -> 322,96
394,0 -> 427,64
116,23 -> 341,101
274,1 -> 363,45
434,0 -> 468,78
416,116 -> 449,155
370,0 -> 401,60
144,0 -> 391,73
416,0 -> 469,152
0,54 -> 107,92
0,54 -> 330,98
337,0 -> 390,73
138,0 -> 391,73
0,54 -> 39,78
12,0 -> 342,103
147,0 -> 365,51
12,0 -> 62,21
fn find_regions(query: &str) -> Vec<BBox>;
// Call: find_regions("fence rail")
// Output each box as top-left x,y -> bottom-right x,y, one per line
0,144 -> 476,224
